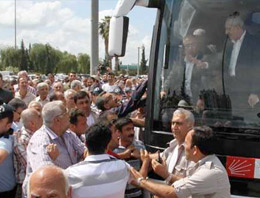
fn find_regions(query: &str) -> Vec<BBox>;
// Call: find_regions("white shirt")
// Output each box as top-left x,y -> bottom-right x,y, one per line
66,154 -> 131,198
229,31 -> 246,76
184,58 -> 194,97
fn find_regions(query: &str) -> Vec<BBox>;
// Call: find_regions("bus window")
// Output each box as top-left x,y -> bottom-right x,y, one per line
153,0 -> 260,133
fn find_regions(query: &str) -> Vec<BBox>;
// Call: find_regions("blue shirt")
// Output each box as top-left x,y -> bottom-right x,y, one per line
0,135 -> 16,192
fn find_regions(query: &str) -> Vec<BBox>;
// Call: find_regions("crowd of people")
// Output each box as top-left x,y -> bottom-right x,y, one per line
0,70 -> 231,198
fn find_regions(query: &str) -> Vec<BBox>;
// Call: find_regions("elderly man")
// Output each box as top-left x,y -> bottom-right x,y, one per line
53,81 -> 65,93
28,165 -> 71,198
224,12 -> 260,118
0,104 -> 16,198
149,108 -> 195,182
64,89 -> 76,110
34,82 -> 49,106
15,77 -> 36,106
130,126 -> 231,198
13,108 -> 43,198
23,101 -> 86,195
14,71 -> 36,95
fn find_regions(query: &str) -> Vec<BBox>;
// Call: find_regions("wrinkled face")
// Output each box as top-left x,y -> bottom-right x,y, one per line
171,113 -> 192,144
184,130 -> 195,161
38,86 -> 49,99
120,123 -> 135,145
55,107 -> 70,133
225,19 -> 241,41
53,83 -> 64,93
0,117 -> 11,134
76,96 -> 90,114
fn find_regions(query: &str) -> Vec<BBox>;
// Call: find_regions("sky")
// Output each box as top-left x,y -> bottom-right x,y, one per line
0,0 -> 157,66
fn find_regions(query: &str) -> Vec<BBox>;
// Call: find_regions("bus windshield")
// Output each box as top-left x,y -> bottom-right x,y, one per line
153,0 -> 260,132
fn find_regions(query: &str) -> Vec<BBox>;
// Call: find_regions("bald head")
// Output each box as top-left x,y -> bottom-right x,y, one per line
28,165 -> 71,198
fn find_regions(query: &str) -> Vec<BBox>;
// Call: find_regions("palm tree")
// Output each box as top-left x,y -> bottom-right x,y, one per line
99,16 -> 111,67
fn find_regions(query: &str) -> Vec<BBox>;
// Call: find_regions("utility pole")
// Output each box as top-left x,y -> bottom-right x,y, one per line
14,0 -> 17,49
90,0 -> 99,75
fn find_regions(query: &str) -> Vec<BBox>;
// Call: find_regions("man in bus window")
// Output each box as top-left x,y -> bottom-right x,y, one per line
225,12 -> 260,110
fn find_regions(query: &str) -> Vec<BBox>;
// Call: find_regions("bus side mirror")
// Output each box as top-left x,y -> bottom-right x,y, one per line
108,16 -> 129,57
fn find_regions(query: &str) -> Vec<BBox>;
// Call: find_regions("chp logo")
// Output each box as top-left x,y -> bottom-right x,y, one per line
226,156 -> 260,179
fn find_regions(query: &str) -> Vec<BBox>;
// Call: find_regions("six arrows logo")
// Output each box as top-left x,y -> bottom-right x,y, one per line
226,156 -> 255,179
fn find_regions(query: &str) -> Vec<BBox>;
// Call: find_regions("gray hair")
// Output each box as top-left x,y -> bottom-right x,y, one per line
71,80 -> 82,89
27,165 -> 70,198
226,14 -> 244,29
28,101 -> 42,108
173,108 -> 195,125
36,82 -> 49,91
21,108 -> 40,129
64,89 -> 76,99
42,101 -> 64,127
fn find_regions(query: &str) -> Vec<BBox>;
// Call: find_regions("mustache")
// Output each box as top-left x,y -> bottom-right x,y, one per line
128,134 -> 134,138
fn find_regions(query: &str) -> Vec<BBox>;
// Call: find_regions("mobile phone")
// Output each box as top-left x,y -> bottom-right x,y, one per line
156,151 -> 162,163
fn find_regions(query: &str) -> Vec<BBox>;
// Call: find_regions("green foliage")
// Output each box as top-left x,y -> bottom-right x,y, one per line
140,47 -> 148,74
78,53 -> 90,74
0,41 -> 90,74
99,16 -> 112,68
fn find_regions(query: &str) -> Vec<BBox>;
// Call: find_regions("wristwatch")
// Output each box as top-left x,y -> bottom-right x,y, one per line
165,173 -> 173,185
137,177 -> 148,186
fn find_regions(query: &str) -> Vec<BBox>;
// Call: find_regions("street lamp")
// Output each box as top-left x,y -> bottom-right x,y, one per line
14,0 -> 17,49
137,45 -> 144,77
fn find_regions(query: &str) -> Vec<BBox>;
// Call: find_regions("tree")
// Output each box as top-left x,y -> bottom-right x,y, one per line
20,40 -> 28,71
78,53 -> 90,74
0,47 -> 20,69
99,16 -> 111,68
56,53 -> 78,73
140,47 -> 148,74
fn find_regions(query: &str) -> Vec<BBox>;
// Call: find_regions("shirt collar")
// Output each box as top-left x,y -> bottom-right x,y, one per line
85,154 -> 110,162
44,125 -> 59,140
232,30 -> 246,44
197,154 -> 215,166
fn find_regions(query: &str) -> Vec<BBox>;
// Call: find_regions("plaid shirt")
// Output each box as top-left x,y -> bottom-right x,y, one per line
13,127 -> 34,184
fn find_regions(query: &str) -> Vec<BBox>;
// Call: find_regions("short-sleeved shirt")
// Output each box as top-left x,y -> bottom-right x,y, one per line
66,154 -> 131,198
162,139 -> 194,177
173,155 -> 231,198
0,136 -> 16,192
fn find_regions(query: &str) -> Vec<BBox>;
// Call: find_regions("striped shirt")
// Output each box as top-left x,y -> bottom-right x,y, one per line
66,154 -> 131,198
